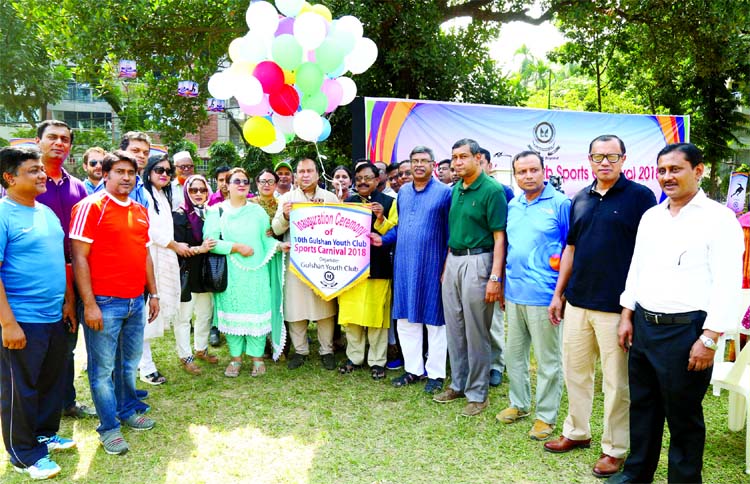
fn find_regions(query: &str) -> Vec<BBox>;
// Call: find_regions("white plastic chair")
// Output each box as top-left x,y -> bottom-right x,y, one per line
713,289 -> 750,396
710,289 -> 750,475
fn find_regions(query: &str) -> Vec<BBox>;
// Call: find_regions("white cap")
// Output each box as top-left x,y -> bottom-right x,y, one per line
173,151 -> 192,163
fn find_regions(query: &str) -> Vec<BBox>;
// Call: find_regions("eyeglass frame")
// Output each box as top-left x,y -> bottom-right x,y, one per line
588,153 -> 624,163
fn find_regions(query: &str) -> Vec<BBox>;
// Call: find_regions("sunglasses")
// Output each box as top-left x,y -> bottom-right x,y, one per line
257,179 -> 276,186
188,187 -> 208,194
87,160 -> 102,167
152,166 -> 173,176
231,179 -> 251,186
176,164 -> 195,171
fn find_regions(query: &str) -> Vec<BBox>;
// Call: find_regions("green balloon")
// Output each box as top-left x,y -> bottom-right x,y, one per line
315,38 -> 345,74
272,34 -> 302,71
301,91 -> 328,115
295,62 -> 323,94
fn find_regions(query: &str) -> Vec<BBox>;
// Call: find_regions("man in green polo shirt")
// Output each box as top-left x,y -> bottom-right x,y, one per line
434,138 -> 507,417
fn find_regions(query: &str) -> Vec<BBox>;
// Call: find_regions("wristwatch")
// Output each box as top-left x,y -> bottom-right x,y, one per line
699,334 -> 718,351
489,274 -> 502,283
150,293 -> 161,300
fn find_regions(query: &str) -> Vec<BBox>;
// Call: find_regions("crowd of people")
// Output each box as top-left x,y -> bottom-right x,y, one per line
0,119 -> 743,484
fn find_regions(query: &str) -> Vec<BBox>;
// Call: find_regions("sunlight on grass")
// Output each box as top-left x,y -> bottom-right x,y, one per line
164,425 -> 319,484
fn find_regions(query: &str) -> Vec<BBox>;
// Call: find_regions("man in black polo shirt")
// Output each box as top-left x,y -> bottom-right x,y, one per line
544,135 -> 656,478
433,138 -> 507,417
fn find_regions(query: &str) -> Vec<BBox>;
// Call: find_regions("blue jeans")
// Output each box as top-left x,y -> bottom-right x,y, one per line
83,296 -> 144,436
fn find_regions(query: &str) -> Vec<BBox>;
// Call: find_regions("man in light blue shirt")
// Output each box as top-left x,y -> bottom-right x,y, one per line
496,150 -> 570,442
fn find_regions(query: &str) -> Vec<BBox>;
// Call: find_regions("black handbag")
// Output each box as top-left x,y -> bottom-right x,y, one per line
179,260 -> 192,302
202,207 -> 228,293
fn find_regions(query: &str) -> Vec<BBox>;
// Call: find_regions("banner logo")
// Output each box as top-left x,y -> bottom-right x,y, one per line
288,203 -> 371,301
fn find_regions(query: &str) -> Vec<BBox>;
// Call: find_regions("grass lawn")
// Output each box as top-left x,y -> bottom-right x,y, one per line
0,329 -> 747,483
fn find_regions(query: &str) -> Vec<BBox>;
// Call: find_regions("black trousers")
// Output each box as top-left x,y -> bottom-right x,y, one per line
622,306 -> 711,483
0,321 -> 67,467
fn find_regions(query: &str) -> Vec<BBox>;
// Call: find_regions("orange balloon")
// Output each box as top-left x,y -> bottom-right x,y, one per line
549,254 -> 561,271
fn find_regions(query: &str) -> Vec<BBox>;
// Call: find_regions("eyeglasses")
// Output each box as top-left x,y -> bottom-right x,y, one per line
152,166 -> 173,175
188,187 -> 208,194
257,179 -> 276,186
399,171 -> 412,178
589,153 -> 623,163
87,160 -> 102,167
176,164 -> 194,171
231,179 -> 251,186
410,158 -> 431,165
355,175 -> 376,183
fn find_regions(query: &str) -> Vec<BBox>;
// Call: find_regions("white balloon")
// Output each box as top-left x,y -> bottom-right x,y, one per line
246,1 -> 280,36
344,37 -> 378,75
293,109 -> 324,142
293,12 -> 328,51
336,77 -> 357,106
207,72 -> 234,100
333,15 -> 363,41
233,75 -> 264,106
276,0 -> 304,18
261,127 -> 286,154
242,31 -> 272,63
272,113 -> 295,134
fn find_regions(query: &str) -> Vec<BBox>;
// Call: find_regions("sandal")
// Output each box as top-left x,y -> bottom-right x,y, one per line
371,365 -> 386,380
224,361 -> 242,378
251,360 -> 266,377
140,371 -> 167,385
391,372 -> 424,387
338,359 -> 362,374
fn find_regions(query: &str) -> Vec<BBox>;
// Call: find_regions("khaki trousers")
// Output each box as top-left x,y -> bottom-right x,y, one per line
345,325 -> 388,367
288,316 -> 335,356
561,303 -> 629,458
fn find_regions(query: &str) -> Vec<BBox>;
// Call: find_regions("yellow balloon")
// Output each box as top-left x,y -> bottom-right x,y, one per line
310,4 -> 332,22
229,61 -> 255,76
243,116 -> 276,148
283,69 -> 296,85
299,2 -> 313,15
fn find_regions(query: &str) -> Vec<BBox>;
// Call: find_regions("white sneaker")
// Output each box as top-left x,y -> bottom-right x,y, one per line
13,456 -> 61,479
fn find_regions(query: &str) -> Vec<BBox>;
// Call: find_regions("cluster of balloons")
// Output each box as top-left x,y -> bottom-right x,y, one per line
207,0 -> 377,153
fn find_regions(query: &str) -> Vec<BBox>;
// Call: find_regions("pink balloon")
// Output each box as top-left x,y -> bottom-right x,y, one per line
307,51 -> 316,62
239,94 -> 272,116
276,17 -> 295,36
322,78 -> 343,113
253,61 -> 285,94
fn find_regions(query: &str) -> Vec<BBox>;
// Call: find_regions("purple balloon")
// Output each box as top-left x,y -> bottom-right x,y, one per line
276,17 -> 294,36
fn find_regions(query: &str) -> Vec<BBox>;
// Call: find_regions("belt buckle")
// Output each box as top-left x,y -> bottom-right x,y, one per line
654,314 -> 660,325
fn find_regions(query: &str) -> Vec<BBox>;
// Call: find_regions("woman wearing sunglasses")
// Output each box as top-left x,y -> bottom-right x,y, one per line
203,167 -> 289,378
139,155 -> 191,385
172,175 -> 218,375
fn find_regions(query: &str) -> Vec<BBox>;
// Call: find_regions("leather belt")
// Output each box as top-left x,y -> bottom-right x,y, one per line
450,247 -> 493,256
635,304 -> 706,325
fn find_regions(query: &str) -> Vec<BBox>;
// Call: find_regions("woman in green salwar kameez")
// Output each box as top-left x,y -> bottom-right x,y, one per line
203,168 -> 288,377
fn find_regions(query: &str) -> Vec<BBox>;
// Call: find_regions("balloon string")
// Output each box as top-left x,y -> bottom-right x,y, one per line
313,141 -> 337,205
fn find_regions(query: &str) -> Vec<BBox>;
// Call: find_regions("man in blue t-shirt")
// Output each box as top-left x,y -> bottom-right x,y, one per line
495,151 -> 570,443
0,146 -> 76,480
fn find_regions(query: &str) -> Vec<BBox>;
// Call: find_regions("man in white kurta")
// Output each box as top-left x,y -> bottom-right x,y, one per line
272,158 -> 339,371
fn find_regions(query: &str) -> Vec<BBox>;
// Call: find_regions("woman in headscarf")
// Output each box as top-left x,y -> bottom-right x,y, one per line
172,175 -> 218,375
204,168 -> 289,377
139,154 -> 187,385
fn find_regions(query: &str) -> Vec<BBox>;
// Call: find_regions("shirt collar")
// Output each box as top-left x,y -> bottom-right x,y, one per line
660,189 -> 708,211
460,171 -> 488,192
588,173 -> 628,195
518,181 -> 554,206
104,190 -> 132,207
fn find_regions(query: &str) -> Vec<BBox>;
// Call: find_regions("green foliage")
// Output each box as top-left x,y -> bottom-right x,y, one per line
0,137 -> 8,147
552,0 -> 750,197
0,0 -> 70,126
206,140 -> 240,175
169,139 -> 198,161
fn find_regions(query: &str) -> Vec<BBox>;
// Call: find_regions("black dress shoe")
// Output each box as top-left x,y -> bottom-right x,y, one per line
209,326 -> 221,347
605,472 -> 633,484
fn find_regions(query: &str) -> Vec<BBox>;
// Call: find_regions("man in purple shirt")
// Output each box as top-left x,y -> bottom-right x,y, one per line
35,120 -> 95,420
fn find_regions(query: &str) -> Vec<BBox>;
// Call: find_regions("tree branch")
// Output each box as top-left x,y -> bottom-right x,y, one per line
441,0 -> 573,25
